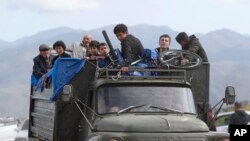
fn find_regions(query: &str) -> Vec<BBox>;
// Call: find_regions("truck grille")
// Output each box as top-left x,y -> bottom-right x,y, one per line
128,137 -> 206,141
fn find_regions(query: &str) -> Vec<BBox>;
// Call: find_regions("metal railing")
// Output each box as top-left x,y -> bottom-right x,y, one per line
96,68 -> 187,82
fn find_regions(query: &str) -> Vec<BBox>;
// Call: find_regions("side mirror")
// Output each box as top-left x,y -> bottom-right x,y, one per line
225,86 -> 235,105
62,85 -> 73,102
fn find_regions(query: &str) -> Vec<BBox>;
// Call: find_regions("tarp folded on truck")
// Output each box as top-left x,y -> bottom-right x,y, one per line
50,58 -> 85,101
34,58 -> 85,101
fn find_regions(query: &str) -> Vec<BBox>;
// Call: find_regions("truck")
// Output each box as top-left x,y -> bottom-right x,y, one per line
25,31 -> 235,141
25,55 -> 235,141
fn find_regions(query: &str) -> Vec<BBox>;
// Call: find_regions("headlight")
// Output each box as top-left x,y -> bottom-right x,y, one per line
88,136 -> 124,141
106,137 -> 124,141
222,138 -> 230,141
88,136 -> 100,141
216,137 -> 230,141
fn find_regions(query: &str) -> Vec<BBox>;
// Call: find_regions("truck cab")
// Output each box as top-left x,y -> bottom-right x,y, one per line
28,58 -> 231,141
88,76 -> 205,140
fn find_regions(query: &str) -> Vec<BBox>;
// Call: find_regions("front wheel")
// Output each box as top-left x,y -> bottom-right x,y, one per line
158,50 -> 202,69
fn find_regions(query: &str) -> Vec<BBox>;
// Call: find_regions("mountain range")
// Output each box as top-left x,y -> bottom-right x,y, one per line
0,24 -> 250,117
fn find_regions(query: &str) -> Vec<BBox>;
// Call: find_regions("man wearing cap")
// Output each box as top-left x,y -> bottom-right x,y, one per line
32,44 -> 54,78
175,32 -> 208,64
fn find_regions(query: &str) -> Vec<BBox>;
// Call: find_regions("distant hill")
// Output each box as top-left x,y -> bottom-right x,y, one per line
0,40 -> 10,51
199,29 -> 250,62
0,25 -> 250,117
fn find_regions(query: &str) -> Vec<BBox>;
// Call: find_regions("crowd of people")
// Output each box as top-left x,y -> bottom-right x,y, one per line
32,23 -> 250,132
32,23 -> 208,79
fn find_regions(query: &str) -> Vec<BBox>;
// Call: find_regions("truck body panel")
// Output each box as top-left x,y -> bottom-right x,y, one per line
28,60 -> 228,141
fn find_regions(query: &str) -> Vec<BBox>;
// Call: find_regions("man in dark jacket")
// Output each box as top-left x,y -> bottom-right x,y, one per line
175,32 -> 208,63
33,44 -> 53,78
113,24 -> 144,72
228,102 -> 250,133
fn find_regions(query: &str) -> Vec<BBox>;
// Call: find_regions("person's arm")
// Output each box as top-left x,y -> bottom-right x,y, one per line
32,58 -> 44,78
121,40 -> 134,66
188,41 -> 200,53
182,41 -> 201,63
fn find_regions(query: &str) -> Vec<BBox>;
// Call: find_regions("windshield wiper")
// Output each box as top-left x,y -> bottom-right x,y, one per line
117,104 -> 147,115
183,112 -> 196,115
149,105 -> 184,114
117,104 -> 184,115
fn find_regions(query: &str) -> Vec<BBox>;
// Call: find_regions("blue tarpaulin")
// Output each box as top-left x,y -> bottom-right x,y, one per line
32,49 -> 157,101
31,74 -> 39,86
33,58 -> 85,101
142,48 -> 156,60
50,58 -> 85,101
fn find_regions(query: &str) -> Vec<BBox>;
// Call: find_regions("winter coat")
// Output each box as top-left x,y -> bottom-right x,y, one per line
121,34 -> 144,66
228,110 -> 250,133
32,55 -> 53,78
183,35 -> 208,62
229,110 -> 250,125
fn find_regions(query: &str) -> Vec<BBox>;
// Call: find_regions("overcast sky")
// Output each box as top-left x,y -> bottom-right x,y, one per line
0,0 -> 250,41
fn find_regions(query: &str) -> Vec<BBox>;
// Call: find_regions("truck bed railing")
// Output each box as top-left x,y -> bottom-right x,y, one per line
97,68 -> 187,82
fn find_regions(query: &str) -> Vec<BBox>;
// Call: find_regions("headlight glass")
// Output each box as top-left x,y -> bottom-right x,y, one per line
216,137 -> 230,141
88,136 -> 100,141
222,138 -> 230,141
107,137 -> 124,141
103,136 -> 124,141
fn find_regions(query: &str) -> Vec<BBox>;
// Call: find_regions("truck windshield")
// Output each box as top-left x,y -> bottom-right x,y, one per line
97,86 -> 196,114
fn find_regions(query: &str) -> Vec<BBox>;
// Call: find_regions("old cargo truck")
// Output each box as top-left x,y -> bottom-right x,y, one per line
26,53 -> 234,141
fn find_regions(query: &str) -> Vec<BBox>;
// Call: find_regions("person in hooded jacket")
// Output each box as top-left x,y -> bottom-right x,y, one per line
228,101 -> 250,133
175,32 -> 208,64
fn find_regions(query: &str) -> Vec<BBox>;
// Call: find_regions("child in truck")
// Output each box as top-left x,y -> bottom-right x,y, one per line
86,40 -> 100,60
98,42 -> 112,68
